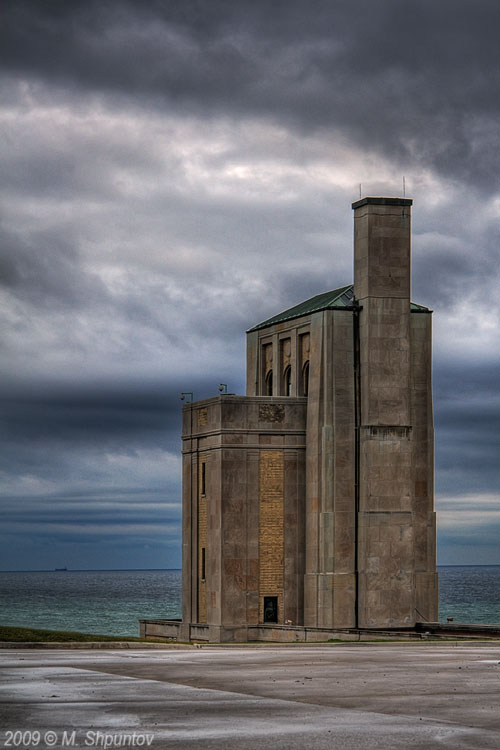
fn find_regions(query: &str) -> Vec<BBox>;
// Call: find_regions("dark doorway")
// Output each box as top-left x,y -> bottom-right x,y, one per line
263,596 -> 278,623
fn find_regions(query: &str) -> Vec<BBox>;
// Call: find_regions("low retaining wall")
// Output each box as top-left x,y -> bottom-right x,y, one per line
138,619 -> 441,643
416,622 -> 500,638
139,620 -> 251,643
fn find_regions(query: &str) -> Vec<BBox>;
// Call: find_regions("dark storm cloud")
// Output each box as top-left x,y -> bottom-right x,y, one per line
0,225 -> 106,309
411,198 -> 500,313
0,380 -> 191,570
3,0 -> 500,190
434,360 -> 500,495
1,0 -> 500,569
0,377 -> 224,458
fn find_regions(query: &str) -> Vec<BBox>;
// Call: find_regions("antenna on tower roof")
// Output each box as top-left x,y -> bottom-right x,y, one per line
403,176 -> 406,197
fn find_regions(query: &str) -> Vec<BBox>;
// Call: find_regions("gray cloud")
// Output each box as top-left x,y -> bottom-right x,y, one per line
0,382 -> 186,570
1,0 -> 500,568
3,1 -> 500,190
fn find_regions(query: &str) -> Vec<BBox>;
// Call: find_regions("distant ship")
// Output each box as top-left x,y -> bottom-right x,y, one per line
54,567 -> 68,571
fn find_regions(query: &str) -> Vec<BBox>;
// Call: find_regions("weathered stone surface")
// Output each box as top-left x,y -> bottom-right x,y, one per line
177,197 -> 436,641
181,397 -> 307,632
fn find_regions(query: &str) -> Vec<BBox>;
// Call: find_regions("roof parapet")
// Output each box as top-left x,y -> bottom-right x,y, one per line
351,196 -> 413,209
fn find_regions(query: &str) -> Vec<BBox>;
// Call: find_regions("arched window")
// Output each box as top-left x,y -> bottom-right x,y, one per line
265,369 -> 273,396
283,366 -> 292,396
302,361 -> 309,397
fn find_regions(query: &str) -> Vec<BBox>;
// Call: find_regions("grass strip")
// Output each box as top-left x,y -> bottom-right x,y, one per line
0,625 -> 146,643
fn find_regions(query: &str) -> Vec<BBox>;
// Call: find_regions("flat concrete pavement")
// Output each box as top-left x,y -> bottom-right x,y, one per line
1,643 -> 500,749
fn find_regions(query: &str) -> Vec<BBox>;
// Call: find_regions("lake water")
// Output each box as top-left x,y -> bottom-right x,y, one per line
0,569 -> 181,637
0,565 -> 499,637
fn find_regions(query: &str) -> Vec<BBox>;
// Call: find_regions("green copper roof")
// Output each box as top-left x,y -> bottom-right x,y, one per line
410,300 -> 431,312
247,284 -> 430,332
247,285 -> 354,332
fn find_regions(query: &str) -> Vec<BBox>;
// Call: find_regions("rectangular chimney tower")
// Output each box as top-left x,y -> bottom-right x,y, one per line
353,197 -> 416,627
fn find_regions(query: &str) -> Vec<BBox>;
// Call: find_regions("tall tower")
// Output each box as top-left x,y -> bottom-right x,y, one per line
353,197 -> 437,626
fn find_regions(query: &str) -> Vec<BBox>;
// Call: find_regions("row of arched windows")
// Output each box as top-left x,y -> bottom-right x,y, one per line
265,361 -> 309,397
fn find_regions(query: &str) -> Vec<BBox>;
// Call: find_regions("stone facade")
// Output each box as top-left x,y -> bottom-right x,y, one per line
171,196 -> 437,642
180,396 -> 306,641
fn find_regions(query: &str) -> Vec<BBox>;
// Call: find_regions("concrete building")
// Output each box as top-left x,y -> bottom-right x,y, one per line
142,197 -> 438,643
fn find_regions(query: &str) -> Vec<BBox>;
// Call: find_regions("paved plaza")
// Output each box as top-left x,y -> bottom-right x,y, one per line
1,643 -> 500,749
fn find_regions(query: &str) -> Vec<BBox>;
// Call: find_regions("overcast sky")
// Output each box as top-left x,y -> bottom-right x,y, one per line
1,0 -> 500,570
